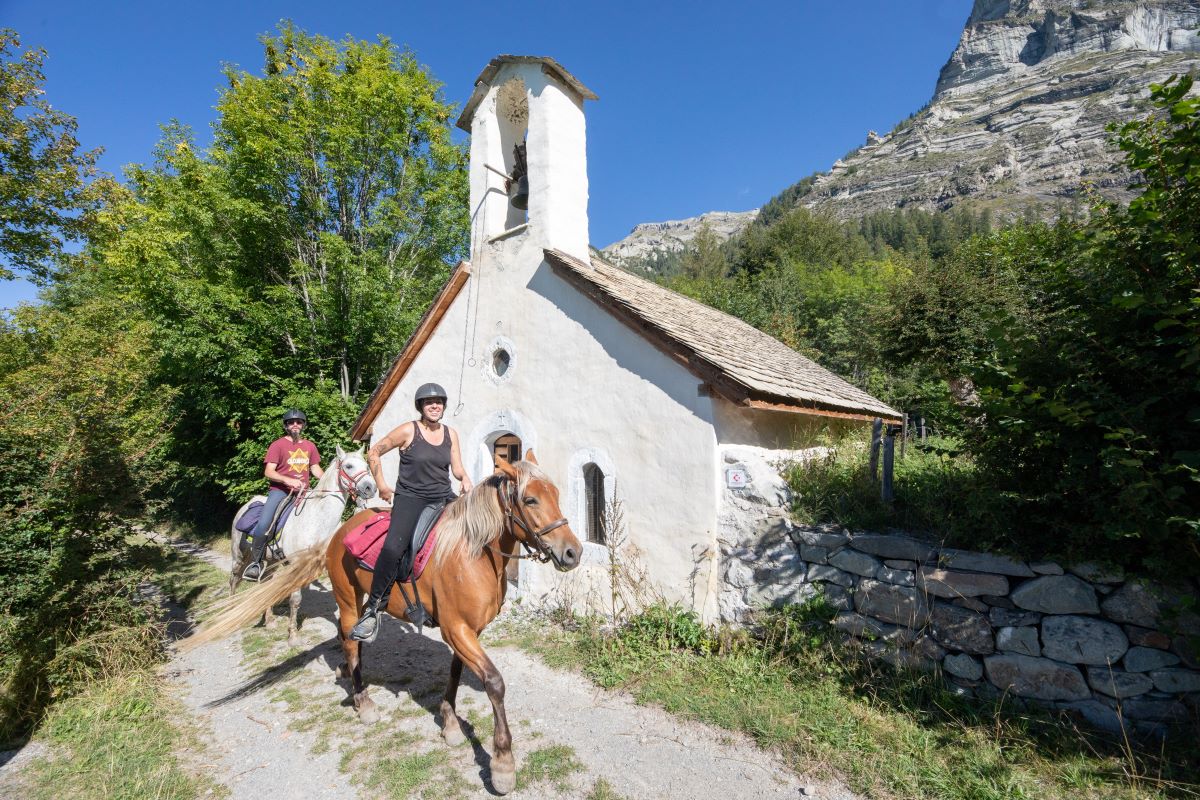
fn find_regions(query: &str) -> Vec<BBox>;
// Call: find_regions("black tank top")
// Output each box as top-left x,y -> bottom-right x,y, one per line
396,421 -> 453,501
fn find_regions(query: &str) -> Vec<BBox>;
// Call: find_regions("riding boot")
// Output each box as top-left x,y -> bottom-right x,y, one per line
243,542 -> 267,581
349,588 -> 390,643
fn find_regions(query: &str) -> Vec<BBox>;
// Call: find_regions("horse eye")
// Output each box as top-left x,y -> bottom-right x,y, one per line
523,496 -> 538,506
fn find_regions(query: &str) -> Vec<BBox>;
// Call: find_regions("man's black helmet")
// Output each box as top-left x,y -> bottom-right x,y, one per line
282,408 -> 307,430
413,383 -> 448,411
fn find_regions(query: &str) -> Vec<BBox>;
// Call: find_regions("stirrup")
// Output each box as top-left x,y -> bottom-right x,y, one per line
405,600 -> 428,630
349,608 -> 380,643
242,561 -> 264,582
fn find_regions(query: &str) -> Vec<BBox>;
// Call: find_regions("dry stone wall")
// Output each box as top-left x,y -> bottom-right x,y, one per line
720,510 -> 1200,736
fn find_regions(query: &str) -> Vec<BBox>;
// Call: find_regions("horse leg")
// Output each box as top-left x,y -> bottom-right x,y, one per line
286,589 -> 301,649
335,587 -> 378,724
439,655 -> 466,746
444,624 -> 516,794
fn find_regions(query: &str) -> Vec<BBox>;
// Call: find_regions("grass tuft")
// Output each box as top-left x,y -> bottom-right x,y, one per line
517,743 -> 585,791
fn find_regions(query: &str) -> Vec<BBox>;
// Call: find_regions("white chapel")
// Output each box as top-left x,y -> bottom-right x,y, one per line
351,56 -> 900,622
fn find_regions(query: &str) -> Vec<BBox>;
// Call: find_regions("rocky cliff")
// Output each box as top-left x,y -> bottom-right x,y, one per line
605,0 -> 1200,260
803,0 -> 1200,218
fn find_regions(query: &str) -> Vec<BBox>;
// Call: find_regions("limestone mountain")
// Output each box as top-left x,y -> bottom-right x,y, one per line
604,0 -> 1200,263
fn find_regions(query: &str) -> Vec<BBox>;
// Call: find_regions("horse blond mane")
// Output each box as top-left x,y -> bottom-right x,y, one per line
432,460 -> 547,567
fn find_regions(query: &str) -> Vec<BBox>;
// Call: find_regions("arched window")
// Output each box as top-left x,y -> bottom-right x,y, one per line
583,462 -> 606,544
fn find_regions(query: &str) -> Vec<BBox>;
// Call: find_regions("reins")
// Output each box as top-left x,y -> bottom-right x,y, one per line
293,456 -> 374,516
484,475 -> 569,567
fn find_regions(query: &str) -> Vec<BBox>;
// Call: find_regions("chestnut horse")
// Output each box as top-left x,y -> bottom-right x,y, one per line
186,454 -> 581,795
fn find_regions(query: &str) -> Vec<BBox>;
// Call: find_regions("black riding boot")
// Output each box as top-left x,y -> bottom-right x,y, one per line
349,588 -> 390,643
243,539 -> 267,581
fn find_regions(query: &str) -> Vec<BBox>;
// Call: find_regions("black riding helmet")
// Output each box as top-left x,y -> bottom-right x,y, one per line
413,382 -> 448,412
282,408 -> 307,431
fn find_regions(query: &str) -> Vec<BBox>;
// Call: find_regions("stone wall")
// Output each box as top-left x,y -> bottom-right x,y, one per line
721,512 -> 1200,735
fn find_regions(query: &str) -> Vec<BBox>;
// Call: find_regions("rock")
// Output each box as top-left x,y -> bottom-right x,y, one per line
884,559 -> 917,570
944,653 -> 984,681
724,558 -> 754,589
953,596 -> 989,613
848,533 -> 937,562
1149,669 -> 1200,694
1100,582 -> 1159,627
806,564 -> 854,588
1124,625 -> 1172,650
820,584 -> 853,611
1041,615 -> 1128,665
603,210 -> 758,266
800,544 -> 828,564
989,608 -> 1041,628
853,579 -> 930,627
792,527 -> 849,550
1068,562 -> 1124,584
1059,699 -> 1131,736
1011,575 -> 1099,614
930,603 -> 994,655
833,612 -> 913,644
1172,635 -> 1200,669
1121,698 -> 1191,723
1085,667 -> 1153,699
1122,647 -> 1180,673
829,548 -> 882,579
861,638 -> 936,671
747,576 -> 817,610
877,566 -> 915,587
939,548 -> 1034,577
918,567 -> 1009,599
1030,561 -> 1064,575
996,626 -> 1040,657
912,635 -> 947,663
982,595 -> 1015,609
984,654 -> 1090,701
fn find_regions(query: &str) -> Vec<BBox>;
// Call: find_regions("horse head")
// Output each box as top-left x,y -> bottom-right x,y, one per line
495,450 -> 581,572
335,445 -> 378,505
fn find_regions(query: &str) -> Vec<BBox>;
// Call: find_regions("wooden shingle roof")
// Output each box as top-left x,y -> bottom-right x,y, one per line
545,248 -> 902,422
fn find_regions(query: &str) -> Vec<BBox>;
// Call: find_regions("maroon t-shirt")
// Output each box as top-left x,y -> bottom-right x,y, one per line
264,437 -> 321,492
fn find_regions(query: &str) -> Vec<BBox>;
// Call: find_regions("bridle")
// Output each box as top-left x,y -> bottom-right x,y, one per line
490,475 -> 569,567
294,456 -> 374,515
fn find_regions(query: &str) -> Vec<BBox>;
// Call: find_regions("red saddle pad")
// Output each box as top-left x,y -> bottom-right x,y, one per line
343,510 -> 441,581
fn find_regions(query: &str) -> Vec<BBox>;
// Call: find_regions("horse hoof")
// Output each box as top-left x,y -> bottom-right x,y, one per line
358,704 -> 379,725
441,721 -> 465,747
287,636 -> 300,650
490,763 -> 516,795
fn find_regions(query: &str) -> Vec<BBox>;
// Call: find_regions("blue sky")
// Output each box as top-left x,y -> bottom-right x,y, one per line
2,0 -> 971,307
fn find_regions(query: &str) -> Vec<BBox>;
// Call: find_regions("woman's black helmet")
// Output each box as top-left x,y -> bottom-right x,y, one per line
413,383 -> 448,411
282,408 -> 307,430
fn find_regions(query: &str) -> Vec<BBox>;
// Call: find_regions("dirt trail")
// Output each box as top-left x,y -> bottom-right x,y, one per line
142,542 -> 868,798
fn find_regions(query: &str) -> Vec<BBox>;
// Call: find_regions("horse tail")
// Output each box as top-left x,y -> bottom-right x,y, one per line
178,544 -> 328,653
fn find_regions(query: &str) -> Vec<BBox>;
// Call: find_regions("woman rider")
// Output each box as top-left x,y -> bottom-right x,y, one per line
350,382 -> 472,642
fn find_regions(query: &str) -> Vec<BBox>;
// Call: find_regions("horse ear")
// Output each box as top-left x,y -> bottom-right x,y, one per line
524,449 -> 538,465
495,458 -> 519,480
336,444 -> 347,460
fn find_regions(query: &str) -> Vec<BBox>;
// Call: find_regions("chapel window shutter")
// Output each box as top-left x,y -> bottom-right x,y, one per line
583,463 -> 605,545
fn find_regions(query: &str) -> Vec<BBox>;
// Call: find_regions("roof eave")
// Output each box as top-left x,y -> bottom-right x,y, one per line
456,55 -> 598,132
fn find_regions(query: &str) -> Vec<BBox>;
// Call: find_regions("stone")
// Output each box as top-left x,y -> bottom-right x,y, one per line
989,608 -> 1041,628
1067,562 -> 1125,584
1030,561 -> 1063,575
800,544 -> 828,565
1059,700 -> 1131,736
1010,575 -> 1099,614
1124,626 -> 1171,650
877,566 -> 915,587
1122,647 -> 1179,673
820,584 -> 853,611
983,654 -> 1090,701
1041,615 -> 1128,665
793,527 -> 849,549
996,626 -> 1040,657
944,653 -> 983,681
912,635 -> 947,663
806,564 -> 854,588
847,533 -> 936,562
938,548 -> 1034,577
1149,669 -> 1200,694
861,639 -> 936,672
853,579 -> 930,627
918,567 -> 1009,599
829,548 -> 882,579
1172,636 -> 1200,669
953,596 -> 989,613
1121,698 -> 1190,723
747,577 -> 817,610
982,595 -> 1015,609
1085,667 -> 1153,699
884,559 -> 917,570
1100,582 -> 1159,627
930,603 -> 994,655
724,558 -> 754,589
833,612 -> 913,644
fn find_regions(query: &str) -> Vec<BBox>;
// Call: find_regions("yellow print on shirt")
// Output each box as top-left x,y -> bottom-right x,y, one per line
286,448 -> 311,476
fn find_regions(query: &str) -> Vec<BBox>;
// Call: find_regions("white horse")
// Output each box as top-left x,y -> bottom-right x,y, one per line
229,445 -> 377,646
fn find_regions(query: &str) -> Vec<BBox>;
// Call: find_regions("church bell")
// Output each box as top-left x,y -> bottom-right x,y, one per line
507,142 -> 529,210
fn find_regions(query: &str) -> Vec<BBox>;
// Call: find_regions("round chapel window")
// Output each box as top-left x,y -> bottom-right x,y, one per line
492,348 -> 511,376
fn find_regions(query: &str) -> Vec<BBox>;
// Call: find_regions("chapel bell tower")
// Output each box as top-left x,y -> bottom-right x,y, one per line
456,56 -> 597,263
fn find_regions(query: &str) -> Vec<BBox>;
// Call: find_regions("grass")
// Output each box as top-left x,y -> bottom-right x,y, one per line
519,603 -> 1200,800
587,777 -> 631,800
516,743 -> 585,792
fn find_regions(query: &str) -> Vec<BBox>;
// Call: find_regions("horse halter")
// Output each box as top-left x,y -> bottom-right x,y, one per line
496,475 -> 569,567
336,457 -> 372,500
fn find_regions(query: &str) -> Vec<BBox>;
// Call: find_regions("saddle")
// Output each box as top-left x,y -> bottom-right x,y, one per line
345,501 -> 445,582
235,494 -> 298,551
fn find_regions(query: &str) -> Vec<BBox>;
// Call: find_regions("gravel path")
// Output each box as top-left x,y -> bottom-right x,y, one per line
170,542 -> 861,799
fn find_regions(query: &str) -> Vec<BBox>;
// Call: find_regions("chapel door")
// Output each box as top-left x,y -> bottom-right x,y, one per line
492,433 -> 522,585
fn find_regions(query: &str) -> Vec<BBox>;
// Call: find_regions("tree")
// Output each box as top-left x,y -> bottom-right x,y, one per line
677,222 -> 727,279
0,29 -> 100,281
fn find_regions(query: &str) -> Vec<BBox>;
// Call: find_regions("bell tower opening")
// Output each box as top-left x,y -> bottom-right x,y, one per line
495,78 -> 529,230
